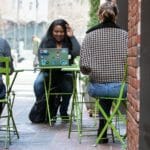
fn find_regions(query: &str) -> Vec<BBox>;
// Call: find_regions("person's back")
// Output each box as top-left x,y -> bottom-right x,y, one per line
82,26 -> 127,83
80,1 -> 128,144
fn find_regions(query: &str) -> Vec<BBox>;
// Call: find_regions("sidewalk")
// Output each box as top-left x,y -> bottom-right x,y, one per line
1,51 -> 122,150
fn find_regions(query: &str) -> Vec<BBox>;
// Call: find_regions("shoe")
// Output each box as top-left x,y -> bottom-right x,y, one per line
88,109 -> 93,117
45,115 -> 56,124
61,114 -> 70,121
51,116 -> 57,123
98,138 -> 108,144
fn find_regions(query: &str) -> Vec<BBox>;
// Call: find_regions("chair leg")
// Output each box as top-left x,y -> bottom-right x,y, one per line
111,127 -> 115,143
9,108 -> 19,138
4,101 -> 19,148
8,96 -> 19,138
95,99 -> 126,145
68,96 -> 75,138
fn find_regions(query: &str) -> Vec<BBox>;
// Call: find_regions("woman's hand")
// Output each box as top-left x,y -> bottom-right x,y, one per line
66,24 -> 73,37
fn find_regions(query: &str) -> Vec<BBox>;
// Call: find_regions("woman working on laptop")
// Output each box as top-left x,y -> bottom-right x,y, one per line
29,19 -> 80,123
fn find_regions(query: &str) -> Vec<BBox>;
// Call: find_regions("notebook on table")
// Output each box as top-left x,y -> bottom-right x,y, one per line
39,48 -> 69,67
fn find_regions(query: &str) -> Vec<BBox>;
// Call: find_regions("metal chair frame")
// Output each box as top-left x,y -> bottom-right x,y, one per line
0,57 -> 19,148
95,64 -> 127,148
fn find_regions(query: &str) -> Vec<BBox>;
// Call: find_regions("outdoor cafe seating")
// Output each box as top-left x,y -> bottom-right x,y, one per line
68,60 -> 127,148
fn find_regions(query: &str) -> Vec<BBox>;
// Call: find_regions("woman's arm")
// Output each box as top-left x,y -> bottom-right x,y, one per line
66,24 -> 80,57
70,36 -> 80,57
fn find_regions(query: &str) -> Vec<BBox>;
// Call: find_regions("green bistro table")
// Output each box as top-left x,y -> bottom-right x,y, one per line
36,65 -> 80,126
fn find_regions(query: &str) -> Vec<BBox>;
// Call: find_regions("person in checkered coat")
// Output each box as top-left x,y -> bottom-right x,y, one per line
80,1 -> 128,144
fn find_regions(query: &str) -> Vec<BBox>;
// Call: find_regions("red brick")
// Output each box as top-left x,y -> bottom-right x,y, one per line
127,0 -> 141,148
128,57 -> 138,67
128,76 -> 140,89
128,102 -> 139,122
128,85 -> 140,105
128,46 -> 138,57
128,66 -> 137,78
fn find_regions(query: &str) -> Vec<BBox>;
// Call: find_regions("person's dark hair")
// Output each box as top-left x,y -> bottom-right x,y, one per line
98,2 -> 119,22
44,19 -> 72,50
46,19 -> 68,38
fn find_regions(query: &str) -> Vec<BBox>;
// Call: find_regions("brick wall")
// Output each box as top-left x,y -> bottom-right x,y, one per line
127,0 -> 141,149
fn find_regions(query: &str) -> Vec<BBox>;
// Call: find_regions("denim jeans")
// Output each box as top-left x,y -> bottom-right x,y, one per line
0,81 -> 6,98
34,71 -> 49,99
0,81 -> 6,115
34,71 -> 73,116
87,82 -> 127,117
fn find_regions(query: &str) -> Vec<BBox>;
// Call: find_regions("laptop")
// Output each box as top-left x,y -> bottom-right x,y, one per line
39,48 -> 69,66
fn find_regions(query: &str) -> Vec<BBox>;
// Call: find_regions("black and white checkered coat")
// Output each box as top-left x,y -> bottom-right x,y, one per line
80,22 -> 128,83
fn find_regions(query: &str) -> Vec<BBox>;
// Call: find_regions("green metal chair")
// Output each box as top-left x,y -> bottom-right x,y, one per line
95,64 -> 127,148
68,59 -> 127,146
68,57 -> 101,143
0,57 -> 19,148
68,73 -> 112,143
67,57 -> 85,142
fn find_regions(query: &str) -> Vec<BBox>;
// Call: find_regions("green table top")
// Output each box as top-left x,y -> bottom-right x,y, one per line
36,64 -> 80,71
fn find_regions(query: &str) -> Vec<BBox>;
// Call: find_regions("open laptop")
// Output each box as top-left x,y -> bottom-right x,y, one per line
39,48 -> 69,66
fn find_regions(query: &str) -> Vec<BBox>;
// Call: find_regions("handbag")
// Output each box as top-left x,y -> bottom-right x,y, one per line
29,99 -> 46,123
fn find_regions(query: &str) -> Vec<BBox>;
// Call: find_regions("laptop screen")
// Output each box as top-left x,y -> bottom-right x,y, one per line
39,48 -> 69,66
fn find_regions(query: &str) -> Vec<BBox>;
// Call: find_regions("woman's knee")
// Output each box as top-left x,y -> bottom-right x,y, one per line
34,72 -> 47,95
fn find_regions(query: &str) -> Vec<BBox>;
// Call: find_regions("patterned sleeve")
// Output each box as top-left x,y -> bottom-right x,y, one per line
80,34 -> 91,75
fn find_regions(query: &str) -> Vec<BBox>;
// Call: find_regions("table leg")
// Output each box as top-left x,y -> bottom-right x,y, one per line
44,70 -> 52,126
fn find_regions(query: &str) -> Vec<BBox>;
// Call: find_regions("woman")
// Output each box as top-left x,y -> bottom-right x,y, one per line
33,19 -> 80,122
80,2 -> 128,143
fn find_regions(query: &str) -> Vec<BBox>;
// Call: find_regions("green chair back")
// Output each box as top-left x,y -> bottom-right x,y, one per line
0,57 -> 11,93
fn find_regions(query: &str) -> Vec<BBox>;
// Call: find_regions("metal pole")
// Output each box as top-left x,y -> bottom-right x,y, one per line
16,0 -> 20,61
34,0 -> 38,36
24,24 -> 27,50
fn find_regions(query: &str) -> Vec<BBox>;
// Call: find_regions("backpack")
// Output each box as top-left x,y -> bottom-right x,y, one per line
29,99 -> 46,123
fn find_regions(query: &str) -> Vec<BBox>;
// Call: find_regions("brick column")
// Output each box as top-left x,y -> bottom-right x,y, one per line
127,0 -> 141,149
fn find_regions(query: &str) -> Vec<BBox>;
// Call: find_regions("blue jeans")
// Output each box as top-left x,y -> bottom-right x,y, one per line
34,71 -> 49,99
0,81 -> 6,115
87,82 -> 127,117
34,71 -> 73,117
